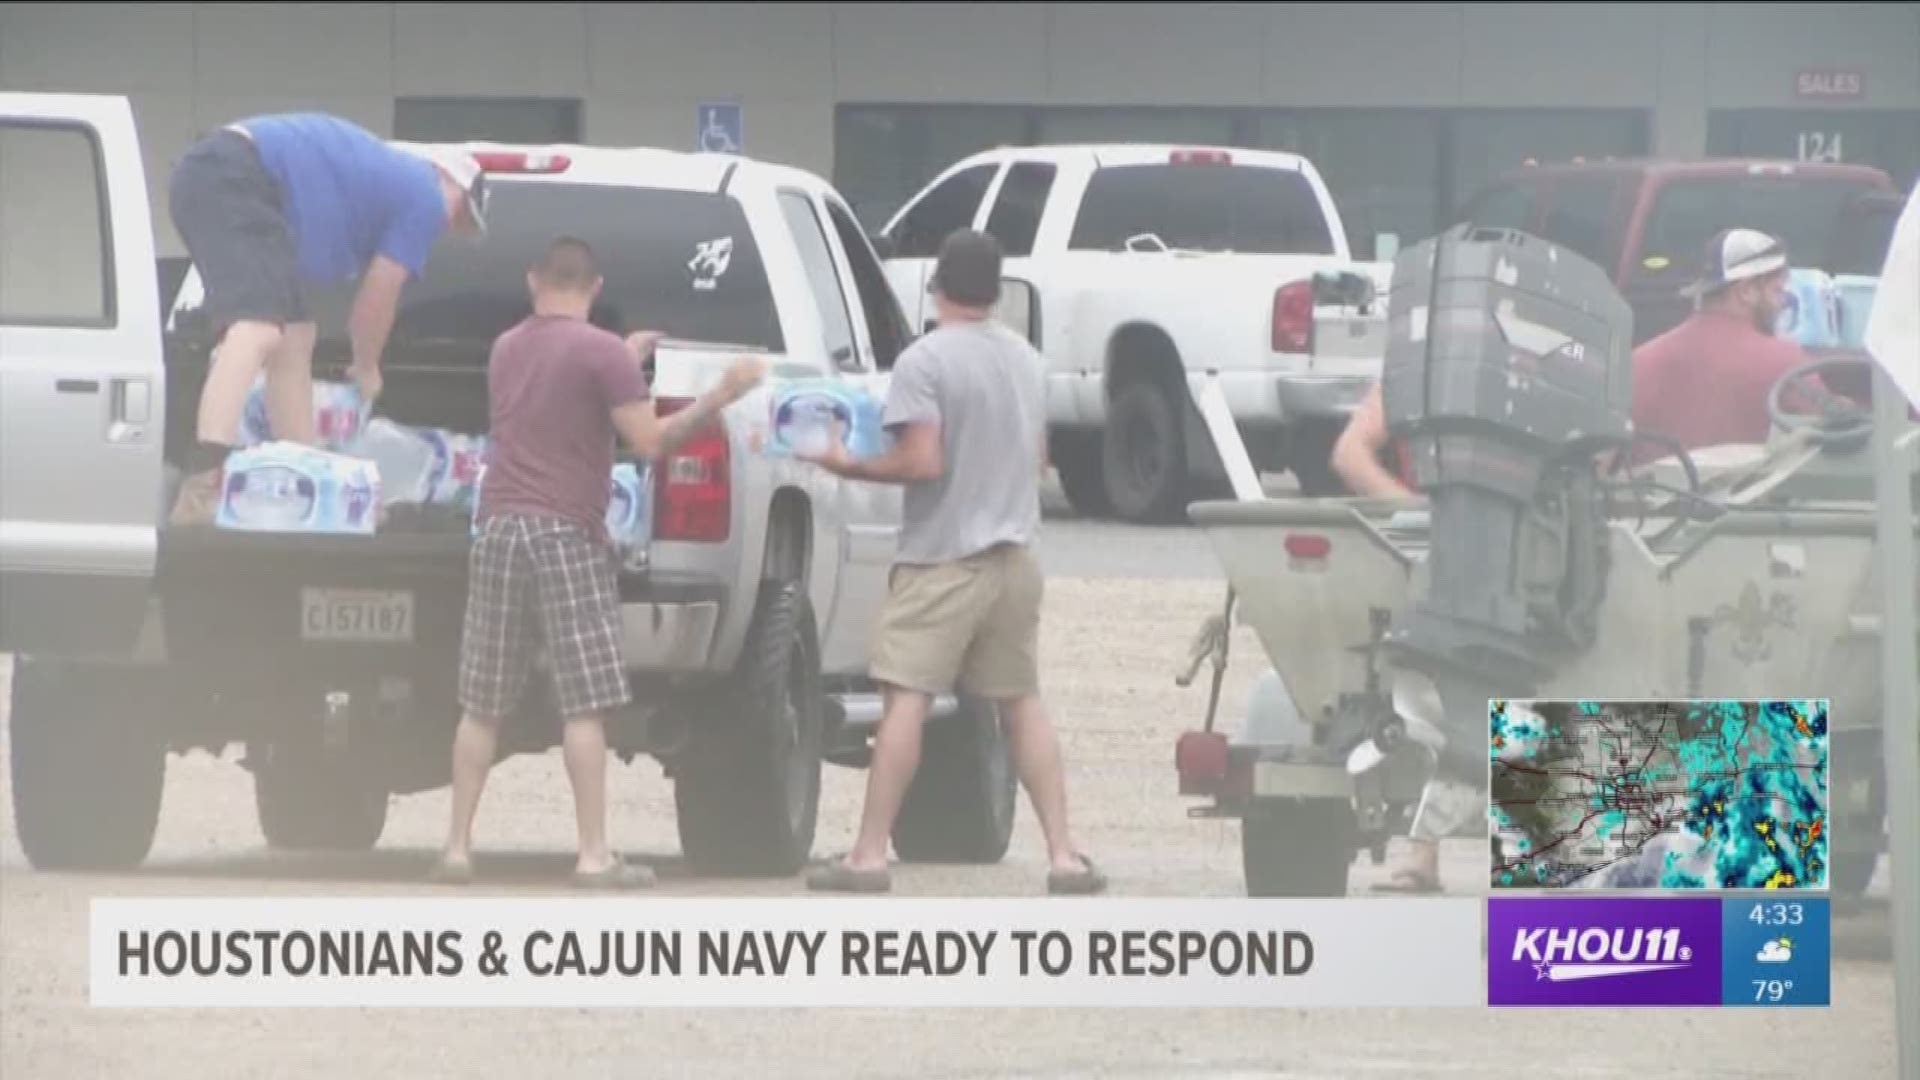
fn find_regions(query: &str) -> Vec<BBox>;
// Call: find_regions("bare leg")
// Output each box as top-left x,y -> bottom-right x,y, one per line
263,320 -> 318,446
561,714 -> 615,874
441,712 -> 503,868
196,320 -> 284,445
842,685 -> 932,871
1000,693 -> 1085,874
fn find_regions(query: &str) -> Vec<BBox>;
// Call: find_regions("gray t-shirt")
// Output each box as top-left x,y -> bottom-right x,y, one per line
883,320 -> 1045,565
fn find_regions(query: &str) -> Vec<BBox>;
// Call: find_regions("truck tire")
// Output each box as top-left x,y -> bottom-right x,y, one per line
675,580 -> 825,876
1102,380 -> 1189,523
1288,420 -> 1349,497
1051,431 -> 1111,517
252,743 -> 389,851
891,695 -> 1017,863
1241,799 -> 1358,898
9,659 -> 166,871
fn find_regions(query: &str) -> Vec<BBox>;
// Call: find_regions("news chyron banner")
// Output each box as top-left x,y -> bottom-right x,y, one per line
1485,698 -> 1833,1009
91,898 -> 1484,1009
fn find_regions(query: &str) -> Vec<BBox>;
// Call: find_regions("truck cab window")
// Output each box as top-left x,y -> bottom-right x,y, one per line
779,192 -> 862,371
1066,164 -> 1335,255
983,162 -> 1058,257
1540,177 -> 1624,275
0,122 -> 112,327
1459,182 -> 1535,233
888,164 -> 996,259
826,199 -> 912,371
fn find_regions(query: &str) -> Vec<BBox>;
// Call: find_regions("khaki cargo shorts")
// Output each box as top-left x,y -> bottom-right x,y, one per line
870,542 -> 1043,700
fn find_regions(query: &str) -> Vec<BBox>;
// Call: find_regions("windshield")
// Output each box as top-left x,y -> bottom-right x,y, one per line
168,179 -> 785,355
1633,175 -> 1886,283
1066,164 -> 1336,255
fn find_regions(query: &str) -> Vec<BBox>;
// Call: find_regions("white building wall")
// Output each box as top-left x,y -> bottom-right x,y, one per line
2,1 -> 1915,257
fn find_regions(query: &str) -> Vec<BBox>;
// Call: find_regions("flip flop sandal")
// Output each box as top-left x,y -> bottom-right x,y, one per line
1370,870 -> 1442,895
427,858 -> 475,886
1047,854 -> 1109,896
571,861 -> 657,891
804,856 -> 892,894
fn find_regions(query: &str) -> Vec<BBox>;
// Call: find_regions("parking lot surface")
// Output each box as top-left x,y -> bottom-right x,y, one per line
0,520 -> 1899,1078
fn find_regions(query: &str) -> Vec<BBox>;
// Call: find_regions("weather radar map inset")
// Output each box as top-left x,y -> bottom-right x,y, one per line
1489,699 -> 1830,890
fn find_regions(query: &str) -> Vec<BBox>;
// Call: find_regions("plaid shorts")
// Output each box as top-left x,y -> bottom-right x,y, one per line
458,514 -> 630,721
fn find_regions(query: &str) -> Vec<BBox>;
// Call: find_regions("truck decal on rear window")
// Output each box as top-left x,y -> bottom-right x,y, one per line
689,237 -> 735,291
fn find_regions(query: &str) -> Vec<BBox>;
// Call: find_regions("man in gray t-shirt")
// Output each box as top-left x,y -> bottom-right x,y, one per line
798,230 -> 1104,897
887,313 -> 1045,565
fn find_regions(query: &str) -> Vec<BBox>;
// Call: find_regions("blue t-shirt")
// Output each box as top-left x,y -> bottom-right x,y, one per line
242,113 -> 448,285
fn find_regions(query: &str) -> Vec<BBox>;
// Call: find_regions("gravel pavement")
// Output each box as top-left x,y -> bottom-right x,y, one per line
0,518 -> 1901,1078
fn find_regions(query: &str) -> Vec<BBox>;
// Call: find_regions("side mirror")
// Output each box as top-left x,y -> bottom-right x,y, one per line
993,277 -> 1040,347
869,233 -> 897,260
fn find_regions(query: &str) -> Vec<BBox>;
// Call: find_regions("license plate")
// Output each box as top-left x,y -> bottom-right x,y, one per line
300,588 -> 415,643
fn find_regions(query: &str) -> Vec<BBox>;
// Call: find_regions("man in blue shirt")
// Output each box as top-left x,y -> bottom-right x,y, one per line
166,112 -> 487,524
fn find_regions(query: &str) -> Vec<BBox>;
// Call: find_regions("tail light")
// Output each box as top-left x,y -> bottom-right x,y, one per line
1272,280 -> 1314,354
1170,149 -> 1232,166
1284,533 -> 1331,560
652,397 -> 730,542
470,151 -> 571,173
1176,731 -> 1230,793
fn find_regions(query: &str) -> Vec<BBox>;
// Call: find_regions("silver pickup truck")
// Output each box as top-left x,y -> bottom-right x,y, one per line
0,93 -> 1017,875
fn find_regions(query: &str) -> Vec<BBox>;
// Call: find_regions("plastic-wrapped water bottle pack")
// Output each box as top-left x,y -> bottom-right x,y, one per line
217,378 -> 652,553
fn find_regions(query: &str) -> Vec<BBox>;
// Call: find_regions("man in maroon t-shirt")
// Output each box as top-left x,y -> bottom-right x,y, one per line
1629,228 -> 1853,465
434,237 -> 765,889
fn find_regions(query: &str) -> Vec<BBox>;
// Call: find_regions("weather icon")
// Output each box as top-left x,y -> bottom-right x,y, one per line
1757,938 -> 1794,964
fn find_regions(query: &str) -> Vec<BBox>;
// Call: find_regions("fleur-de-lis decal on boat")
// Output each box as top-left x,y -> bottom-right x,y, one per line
1712,583 -> 1797,664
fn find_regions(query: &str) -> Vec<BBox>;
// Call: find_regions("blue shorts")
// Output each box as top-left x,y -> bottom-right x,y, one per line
168,129 -> 306,335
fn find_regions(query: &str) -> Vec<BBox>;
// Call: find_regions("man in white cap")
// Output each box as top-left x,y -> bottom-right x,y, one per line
1627,227 -> 1852,463
166,112 -> 488,524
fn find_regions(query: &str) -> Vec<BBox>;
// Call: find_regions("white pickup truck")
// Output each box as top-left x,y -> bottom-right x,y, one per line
877,144 -> 1391,522
0,93 -> 1016,877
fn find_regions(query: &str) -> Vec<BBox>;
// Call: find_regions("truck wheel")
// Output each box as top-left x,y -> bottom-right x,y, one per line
1051,431 -> 1111,517
675,580 -> 825,876
891,695 -> 1017,863
1241,799 -> 1358,898
1288,420 -> 1349,497
1102,380 -> 1189,523
8,659 -> 166,871
252,744 -> 389,851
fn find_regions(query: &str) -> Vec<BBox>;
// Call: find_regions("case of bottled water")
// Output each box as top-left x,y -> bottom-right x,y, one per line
238,378 -> 370,452
1775,268 -> 1841,350
423,429 -> 490,509
345,419 -> 437,506
216,442 -> 381,535
606,462 -> 653,564
1832,274 -> 1880,349
763,380 -> 889,459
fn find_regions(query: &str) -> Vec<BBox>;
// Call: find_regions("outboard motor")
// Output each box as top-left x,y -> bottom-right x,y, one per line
1377,223 -> 1635,779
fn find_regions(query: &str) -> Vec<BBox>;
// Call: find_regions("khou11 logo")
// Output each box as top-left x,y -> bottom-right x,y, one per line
1488,898 -> 1723,1007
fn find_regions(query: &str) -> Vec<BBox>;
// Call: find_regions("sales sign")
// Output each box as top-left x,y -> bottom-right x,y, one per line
1796,69 -> 1865,101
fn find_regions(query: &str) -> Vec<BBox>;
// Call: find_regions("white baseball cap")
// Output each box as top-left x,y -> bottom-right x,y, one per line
402,145 -> 488,234
1681,227 -> 1788,298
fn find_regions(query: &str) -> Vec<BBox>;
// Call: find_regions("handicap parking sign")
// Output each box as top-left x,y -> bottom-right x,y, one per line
698,103 -> 743,154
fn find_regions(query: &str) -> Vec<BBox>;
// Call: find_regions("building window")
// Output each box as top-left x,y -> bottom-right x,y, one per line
1253,110 -> 1443,261
1708,109 -> 1920,193
393,97 -> 582,144
1446,109 -> 1648,222
836,104 -> 1651,259
835,105 -> 1030,230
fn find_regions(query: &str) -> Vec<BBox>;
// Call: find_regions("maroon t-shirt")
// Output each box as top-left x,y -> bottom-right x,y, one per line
1629,310 -> 1817,462
477,313 -> 648,540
